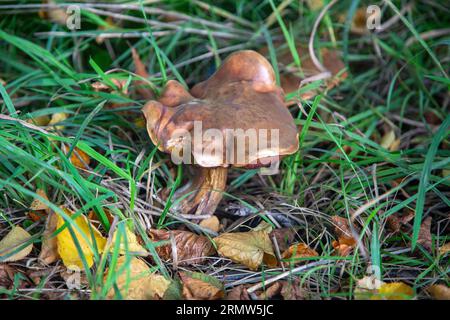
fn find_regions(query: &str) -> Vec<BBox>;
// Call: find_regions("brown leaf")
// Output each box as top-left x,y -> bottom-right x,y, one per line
179,272 -> 224,300
214,231 -> 277,270
226,285 -> 250,300
131,48 -> 154,100
257,281 -> 282,300
339,7 -> 381,35
28,189 -> 50,222
39,0 -> 68,25
106,256 -> 170,300
149,229 -> 215,265
0,264 -> 15,288
269,228 -> 296,252
439,242 -> 450,255
427,284 -> 450,300
38,210 -> 59,264
280,280 -> 306,300
282,48 -> 347,104
332,236 -> 356,256
62,145 -> 91,169
281,243 -> 318,265
91,78 -> 128,95
331,216 -> 354,238
417,217 -> 432,252
199,216 -> 220,233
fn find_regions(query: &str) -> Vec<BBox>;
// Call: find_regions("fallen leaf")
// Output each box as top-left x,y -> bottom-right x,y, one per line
417,217 -> 432,252
163,278 -> 183,300
331,215 -> 354,238
214,231 -> 277,270
281,243 -> 318,265
257,281 -> 282,300
26,115 -> 50,127
372,282 -> 415,300
280,280 -> 306,300
39,0 -> 68,26
87,208 -> 114,226
226,285 -> 250,300
282,48 -> 347,103
149,229 -> 214,265
111,225 -> 147,256
386,209 -> 415,234
380,129 -> 399,151
38,210 -> 60,264
199,216 -> 220,233
0,227 -> 33,262
28,189 -> 50,222
61,145 -> 91,169
439,242 -> 450,255
0,264 -> 15,288
332,236 -> 356,256
48,112 -> 68,131
339,7 -> 381,35
131,47 -> 154,100
427,284 -> 450,300
106,256 -> 170,300
253,220 -> 273,233
306,0 -> 324,11
269,228 -> 296,252
91,78 -> 128,95
56,207 -> 106,270
95,17 -> 117,45
179,272 -> 224,300
354,275 -> 384,300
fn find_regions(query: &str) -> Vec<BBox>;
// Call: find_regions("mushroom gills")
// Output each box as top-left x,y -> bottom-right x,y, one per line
172,166 -> 228,216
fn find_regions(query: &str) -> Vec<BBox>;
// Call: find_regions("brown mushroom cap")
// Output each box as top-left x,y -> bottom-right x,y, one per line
142,50 -> 299,168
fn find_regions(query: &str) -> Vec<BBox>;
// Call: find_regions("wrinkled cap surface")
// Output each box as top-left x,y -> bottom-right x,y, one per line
142,50 -> 299,168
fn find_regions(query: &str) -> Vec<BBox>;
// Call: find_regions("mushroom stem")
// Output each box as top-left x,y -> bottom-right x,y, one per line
172,166 -> 228,215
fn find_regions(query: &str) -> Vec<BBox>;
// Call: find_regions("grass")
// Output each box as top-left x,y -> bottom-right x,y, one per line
0,0 -> 449,300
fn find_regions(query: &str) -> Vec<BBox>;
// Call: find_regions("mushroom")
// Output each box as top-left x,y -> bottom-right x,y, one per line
142,50 -> 299,216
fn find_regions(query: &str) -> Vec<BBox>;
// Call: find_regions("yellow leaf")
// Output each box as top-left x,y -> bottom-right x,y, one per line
38,210 -> 59,264
106,256 -> 170,300
214,231 -> 277,270
111,226 -> 147,256
56,208 -> 106,270
199,216 -> 220,233
427,284 -> 450,300
253,220 -> 273,233
372,282 -> 415,300
26,115 -> 50,127
0,227 -> 33,262
48,112 -> 68,131
354,276 -> 384,300
380,130 -> 396,150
